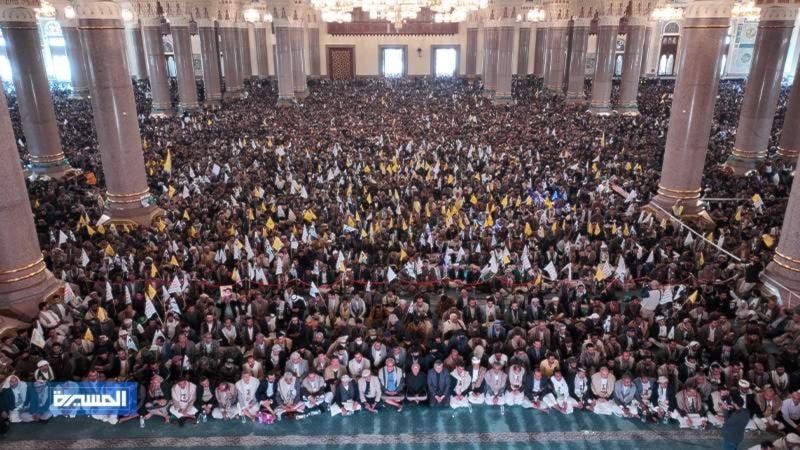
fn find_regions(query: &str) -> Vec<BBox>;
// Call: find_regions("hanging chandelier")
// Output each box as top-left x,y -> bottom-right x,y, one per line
311,0 -> 487,29
650,5 -> 683,21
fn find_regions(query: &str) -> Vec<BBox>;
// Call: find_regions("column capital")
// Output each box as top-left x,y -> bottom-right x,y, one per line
596,15 -> 620,26
73,0 -> 123,21
760,4 -> 798,21
573,17 -> 592,27
625,15 -> 649,26
195,18 -> 215,28
167,15 -> 190,27
684,0 -> 731,19
139,15 -> 163,27
217,19 -> 235,28
59,18 -> 79,28
0,5 -> 36,22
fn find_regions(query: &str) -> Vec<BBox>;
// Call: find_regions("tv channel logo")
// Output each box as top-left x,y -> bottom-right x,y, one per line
49,382 -> 137,416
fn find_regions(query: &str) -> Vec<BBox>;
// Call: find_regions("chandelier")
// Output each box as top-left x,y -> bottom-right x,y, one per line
517,7 -> 545,22
731,1 -> 760,20
650,5 -> 683,21
34,1 -> 56,17
311,0 -> 487,29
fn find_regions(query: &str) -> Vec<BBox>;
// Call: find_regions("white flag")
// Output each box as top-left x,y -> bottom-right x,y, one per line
124,286 -> 132,305
58,230 -> 68,246
614,256 -> 627,282
145,297 -> 158,318
543,261 -> 558,280
387,267 -> 397,283
168,276 -> 182,294
105,281 -> 113,301
310,282 -> 320,297
80,249 -> 90,267
31,322 -> 45,348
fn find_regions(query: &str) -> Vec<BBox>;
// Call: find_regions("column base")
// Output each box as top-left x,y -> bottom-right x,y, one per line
588,104 -> 614,115
776,147 -> 798,167
101,205 -> 165,228
544,86 -> 564,96
150,105 -> 173,118
294,89 -> 309,99
178,102 -> 201,113
643,195 -> 715,230
223,90 -> 243,101
277,96 -> 295,107
26,155 -> 79,180
482,90 -> 495,98
615,103 -> 640,116
761,260 -> 800,308
0,269 -> 63,320
492,95 -> 513,105
723,148 -> 767,176
204,98 -> 222,108
565,93 -> 587,104
70,89 -> 90,100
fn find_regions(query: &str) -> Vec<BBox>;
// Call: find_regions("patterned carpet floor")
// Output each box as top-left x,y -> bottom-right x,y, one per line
0,405 -> 775,449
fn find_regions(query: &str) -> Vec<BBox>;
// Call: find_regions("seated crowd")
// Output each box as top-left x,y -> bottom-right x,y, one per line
0,76 -> 797,441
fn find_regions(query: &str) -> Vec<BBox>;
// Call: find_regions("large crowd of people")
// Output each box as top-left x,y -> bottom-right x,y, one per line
0,75 -> 798,447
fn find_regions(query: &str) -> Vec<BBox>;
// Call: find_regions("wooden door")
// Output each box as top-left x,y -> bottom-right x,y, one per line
327,46 -> 354,80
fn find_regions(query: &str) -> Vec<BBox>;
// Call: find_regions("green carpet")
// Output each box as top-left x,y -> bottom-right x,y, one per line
1,405 -> 773,449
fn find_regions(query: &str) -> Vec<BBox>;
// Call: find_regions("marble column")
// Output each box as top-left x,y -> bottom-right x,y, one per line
640,25 -> 652,77
308,26 -> 321,78
589,16 -> 619,114
616,15 -> 647,115
724,6 -> 797,176
0,85 -> 62,319
762,153 -> 800,306
291,27 -> 308,98
0,6 -> 73,178
275,22 -> 295,105
198,20 -> 222,104
778,59 -> 800,166
254,22 -> 269,78
544,21 -> 568,94
219,22 -> 242,99
517,27 -> 530,76
494,23 -> 514,104
644,0 -> 731,228
169,16 -> 199,111
565,18 -> 589,103
483,26 -> 498,96
76,0 -> 163,227
533,25 -> 548,79
60,20 -> 91,99
238,23 -> 253,81
125,21 -> 148,80
141,16 -> 172,116
466,27 -> 478,78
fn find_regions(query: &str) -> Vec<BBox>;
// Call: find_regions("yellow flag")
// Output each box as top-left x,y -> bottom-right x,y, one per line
625,162 -> 632,171
687,290 -> 698,304
402,219 -> 408,231
170,255 -> 179,267
150,264 -> 158,278
167,185 -> 176,198
347,216 -> 356,228
698,252 -> 705,267
363,165 -> 372,174
551,221 -> 558,234
163,149 -> 172,174
189,226 -> 198,238
484,214 -> 494,228
228,225 -> 235,236
303,209 -> 317,222
734,208 -> 742,222
447,174 -> 455,185
470,195 -> 478,206
86,225 -> 96,236
84,327 -> 94,342
672,205 -> 684,216
183,209 -> 190,221
593,223 -> 601,236
611,223 -> 617,235
623,223 -> 630,237
247,209 -> 255,221
360,228 -> 367,238
231,268 -> 240,283
272,237 -> 284,251
156,220 -> 166,232
525,195 -> 533,206
762,234 -> 775,247
266,217 -> 275,230
400,248 -> 408,261
595,266 -> 606,282
501,196 -> 509,208
366,193 -> 373,204
145,283 -> 156,299
104,244 -> 115,257
355,211 -> 361,222
96,224 -> 106,235
752,194 -> 763,207
524,222 -> 533,237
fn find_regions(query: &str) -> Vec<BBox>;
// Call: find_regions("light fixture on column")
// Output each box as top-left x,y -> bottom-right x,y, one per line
731,1 -> 760,21
650,6 -> 683,21
34,1 -> 56,18
64,5 -> 76,19
516,7 -> 545,22
121,8 -> 134,22
243,8 -> 261,23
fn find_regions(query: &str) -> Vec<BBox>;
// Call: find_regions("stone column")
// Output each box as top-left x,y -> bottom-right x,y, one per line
565,18 -> 590,103
466,27 -> 478,78
275,21 -> 295,105
544,21 -> 568,94
198,19 -> 222,104
644,0 -> 731,228
533,25 -> 548,79
494,22 -> 514,104
724,6 -> 797,176
640,24 -> 653,77
291,27 -> 308,98
0,6 -> 73,179
141,16 -> 172,116
616,15 -> 647,115
238,23 -> 253,81
125,21 -> 148,80
483,26 -> 498,96
778,59 -> 800,166
169,15 -> 199,111
60,19 -> 91,99
762,153 -> 800,305
589,16 -> 619,115
517,27 -> 530,76
0,86 -> 62,319
254,22 -> 269,78
76,0 -> 163,227
308,26 -> 321,78
219,21 -> 242,99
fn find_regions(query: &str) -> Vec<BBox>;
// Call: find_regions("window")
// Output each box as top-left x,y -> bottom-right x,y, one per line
0,55 -> 11,82
166,55 -> 177,78
381,47 -> 405,78
434,47 -> 457,77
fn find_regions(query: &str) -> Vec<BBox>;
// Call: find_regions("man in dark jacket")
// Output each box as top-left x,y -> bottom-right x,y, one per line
722,394 -> 751,450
